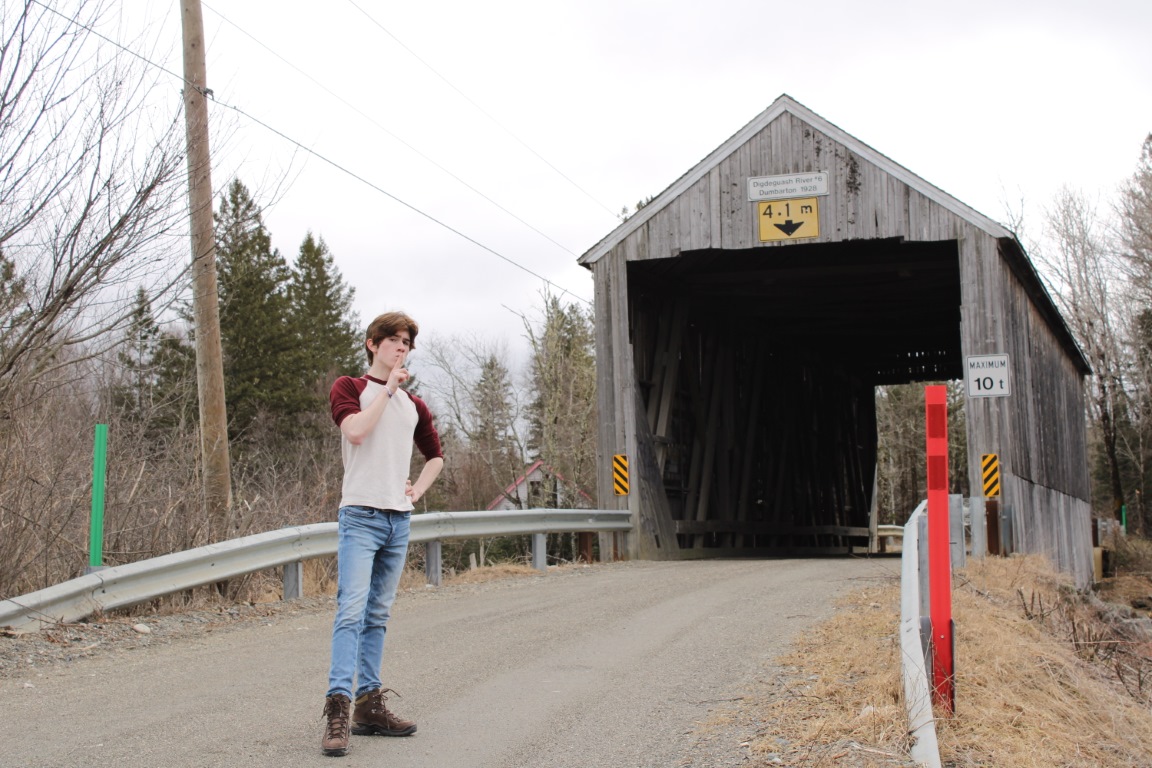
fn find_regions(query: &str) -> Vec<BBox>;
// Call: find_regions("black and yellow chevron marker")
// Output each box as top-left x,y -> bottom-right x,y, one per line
612,454 -> 629,496
981,453 -> 1001,498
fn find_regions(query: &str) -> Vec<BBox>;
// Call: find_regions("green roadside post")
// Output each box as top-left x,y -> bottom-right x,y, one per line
1121,504 -> 1128,534
88,424 -> 108,573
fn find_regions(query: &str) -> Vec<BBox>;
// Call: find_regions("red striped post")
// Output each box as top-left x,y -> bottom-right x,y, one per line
925,385 -> 954,714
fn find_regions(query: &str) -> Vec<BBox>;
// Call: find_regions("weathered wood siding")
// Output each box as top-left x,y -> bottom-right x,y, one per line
958,233 -> 1092,584
612,111 -> 1001,258
585,98 -> 1093,586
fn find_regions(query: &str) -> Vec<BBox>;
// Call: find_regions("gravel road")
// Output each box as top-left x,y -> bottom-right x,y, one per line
1,557 -> 887,768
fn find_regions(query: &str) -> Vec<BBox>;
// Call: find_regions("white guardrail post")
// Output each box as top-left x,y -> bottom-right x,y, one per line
900,500 -> 942,768
532,533 -> 547,571
425,540 -> 443,587
283,561 -> 305,600
0,509 -> 630,633
949,494 -> 966,569
969,496 -> 986,560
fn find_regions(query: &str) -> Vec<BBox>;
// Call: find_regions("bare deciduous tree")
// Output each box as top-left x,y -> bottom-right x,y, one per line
0,0 -> 189,413
1039,188 -> 1131,521
873,380 -> 967,525
1117,134 -> 1152,530
1118,135 -> 1152,301
0,0 -> 193,595
421,334 -> 528,507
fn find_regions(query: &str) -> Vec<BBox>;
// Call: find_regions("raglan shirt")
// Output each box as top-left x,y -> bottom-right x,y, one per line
329,374 -> 443,512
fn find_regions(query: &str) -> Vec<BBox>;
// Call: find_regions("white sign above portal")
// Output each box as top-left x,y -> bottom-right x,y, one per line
747,172 -> 829,201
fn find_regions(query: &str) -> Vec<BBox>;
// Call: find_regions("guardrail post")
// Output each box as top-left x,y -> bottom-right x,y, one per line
425,540 -> 442,587
917,513 -> 930,620
283,561 -> 304,599
900,502 -> 943,767
949,494 -> 966,569
969,496 -> 986,559
1002,502 -> 1014,554
532,533 -> 547,571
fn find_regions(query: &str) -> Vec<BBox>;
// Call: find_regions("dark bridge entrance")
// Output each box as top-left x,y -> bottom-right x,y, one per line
626,238 -> 961,553
581,96 -> 1094,586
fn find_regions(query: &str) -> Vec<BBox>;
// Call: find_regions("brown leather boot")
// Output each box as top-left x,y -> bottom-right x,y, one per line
352,688 -> 417,736
321,694 -> 352,756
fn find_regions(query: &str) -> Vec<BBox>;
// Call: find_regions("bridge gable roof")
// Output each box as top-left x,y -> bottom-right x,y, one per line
579,94 -> 1011,266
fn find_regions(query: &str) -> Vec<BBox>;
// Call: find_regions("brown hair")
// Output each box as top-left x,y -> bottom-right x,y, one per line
365,311 -> 419,364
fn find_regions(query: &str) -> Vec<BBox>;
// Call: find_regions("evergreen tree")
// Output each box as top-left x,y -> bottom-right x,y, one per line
0,248 -> 29,397
114,288 -> 162,416
108,289 -> 198,436
524,294 -> 596,507
472,355 -> 516,456
0,248 -> 26,328
470,354 -> 522,504
150,328 -> 198,433
289,232 -> 362,395
215,179 -> 308,438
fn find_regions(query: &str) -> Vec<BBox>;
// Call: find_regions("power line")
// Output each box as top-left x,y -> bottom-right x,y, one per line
27,0 -> 591,308
201,1 -> 582,260
214,100 -> 591,306
344,0 -> 623,223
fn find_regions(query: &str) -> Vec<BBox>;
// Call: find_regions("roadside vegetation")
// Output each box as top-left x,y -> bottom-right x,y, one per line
2,4 -> 1152,763
0,1 -> 598,601
702,548 -> 1152,767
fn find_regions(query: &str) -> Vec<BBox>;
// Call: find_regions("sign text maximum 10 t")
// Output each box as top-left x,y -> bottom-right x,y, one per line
965,354 -> 1011,398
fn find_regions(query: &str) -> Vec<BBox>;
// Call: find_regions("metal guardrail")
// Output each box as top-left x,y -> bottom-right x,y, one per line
899,501 -> 942,768
876,524 -> 903,540
0,509 -> 630,633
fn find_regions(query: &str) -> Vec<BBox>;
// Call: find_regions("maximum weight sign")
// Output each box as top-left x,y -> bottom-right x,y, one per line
965,354 -> 1011,398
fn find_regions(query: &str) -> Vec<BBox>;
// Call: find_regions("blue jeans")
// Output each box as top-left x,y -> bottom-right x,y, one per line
327,506 -> 411,700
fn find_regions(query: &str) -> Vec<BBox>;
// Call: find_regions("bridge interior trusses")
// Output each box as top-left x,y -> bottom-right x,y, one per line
627,237 -> 963,552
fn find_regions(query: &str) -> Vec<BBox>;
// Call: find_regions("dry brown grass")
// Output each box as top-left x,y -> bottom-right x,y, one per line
1100,572 -> 1152,609
1108,534 -> 1152,578
941,556 -> 1152,766
740,555 -> 1152,767
237,556 -> 545,603
439,562 -> 544,584
743,579 -> 912,767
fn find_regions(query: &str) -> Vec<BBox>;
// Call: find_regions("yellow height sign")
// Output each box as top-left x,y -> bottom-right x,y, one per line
612,454 -> 629,496
757,197 -> 819,242
981,453 -> 1001,498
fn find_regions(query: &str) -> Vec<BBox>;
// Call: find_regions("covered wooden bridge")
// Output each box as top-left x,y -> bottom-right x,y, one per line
581,95 -> 1094,586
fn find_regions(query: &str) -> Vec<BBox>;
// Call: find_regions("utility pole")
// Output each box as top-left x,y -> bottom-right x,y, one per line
181,0 -> 232,535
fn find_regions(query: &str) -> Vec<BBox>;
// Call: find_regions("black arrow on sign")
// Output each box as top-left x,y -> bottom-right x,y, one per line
774,220 -> 804,236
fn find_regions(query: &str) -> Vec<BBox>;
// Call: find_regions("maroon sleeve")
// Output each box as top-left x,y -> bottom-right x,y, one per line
330,376 -> 365,427
410,393 -> 444,460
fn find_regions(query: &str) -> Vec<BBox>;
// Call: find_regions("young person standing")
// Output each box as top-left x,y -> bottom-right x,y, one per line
321,311 -> 444,757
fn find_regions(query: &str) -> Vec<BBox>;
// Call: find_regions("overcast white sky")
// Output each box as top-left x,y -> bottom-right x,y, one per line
117,0 -> 1151,361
